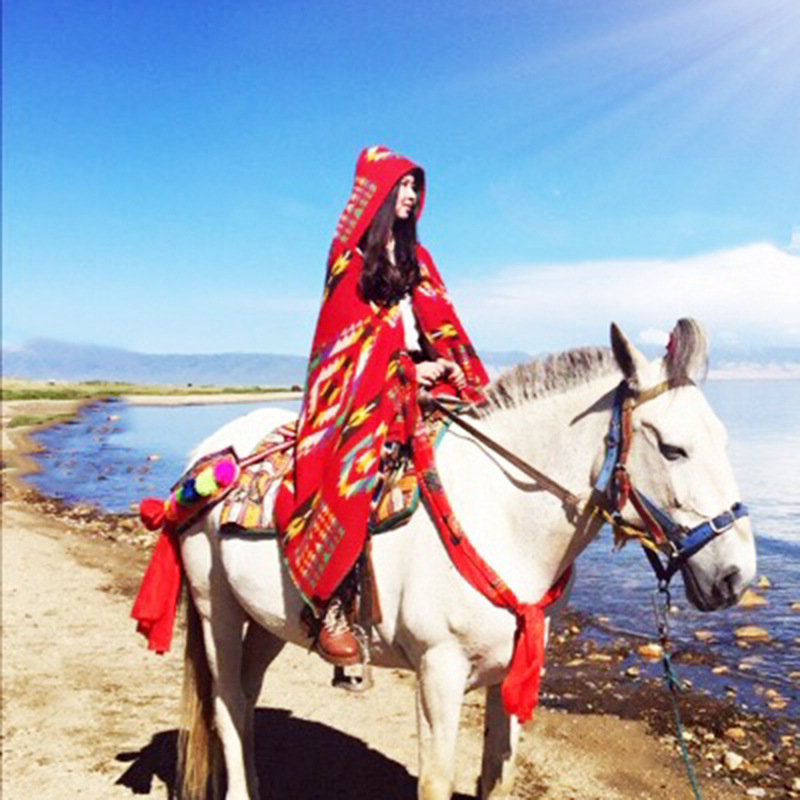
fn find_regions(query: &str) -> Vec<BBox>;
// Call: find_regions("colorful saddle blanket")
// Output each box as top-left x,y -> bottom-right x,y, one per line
219,418 -> 449,535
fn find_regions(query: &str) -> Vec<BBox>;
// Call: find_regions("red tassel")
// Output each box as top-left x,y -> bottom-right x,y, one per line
131,530 -> 182,653
140,497 -> 166,530
501,603 -> 546,723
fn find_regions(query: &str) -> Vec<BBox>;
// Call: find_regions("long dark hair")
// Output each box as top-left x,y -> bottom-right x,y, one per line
358,179 -> 420,306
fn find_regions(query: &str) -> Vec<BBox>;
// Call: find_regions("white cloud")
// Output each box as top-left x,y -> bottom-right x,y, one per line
637,328 -> 669,346
453,243 -> 800,353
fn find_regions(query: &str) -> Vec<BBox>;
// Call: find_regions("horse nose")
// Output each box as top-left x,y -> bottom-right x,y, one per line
713,568 -> 743,607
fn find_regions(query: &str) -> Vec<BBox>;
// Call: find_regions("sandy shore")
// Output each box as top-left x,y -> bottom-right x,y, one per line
1,398 -> 790,798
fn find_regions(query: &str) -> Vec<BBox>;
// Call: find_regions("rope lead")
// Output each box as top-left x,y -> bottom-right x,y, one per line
653,588 -> 703,800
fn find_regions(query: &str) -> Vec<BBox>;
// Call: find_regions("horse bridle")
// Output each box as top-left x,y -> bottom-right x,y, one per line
431,377 -> 749,588
593,378 -> 748,585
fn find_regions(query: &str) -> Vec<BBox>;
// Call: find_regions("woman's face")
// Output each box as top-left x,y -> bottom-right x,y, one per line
394,174 -> 418,220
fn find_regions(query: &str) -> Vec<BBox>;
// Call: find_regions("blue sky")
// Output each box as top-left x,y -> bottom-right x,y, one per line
4,0 -> 799,357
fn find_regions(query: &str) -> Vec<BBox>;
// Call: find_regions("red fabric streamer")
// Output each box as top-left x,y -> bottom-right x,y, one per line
500,577 -> 571,722
130,527 -> 181,654
414,426 -> 572,722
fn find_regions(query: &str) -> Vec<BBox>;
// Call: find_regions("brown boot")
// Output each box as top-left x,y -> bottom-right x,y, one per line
316,597 -> 361,666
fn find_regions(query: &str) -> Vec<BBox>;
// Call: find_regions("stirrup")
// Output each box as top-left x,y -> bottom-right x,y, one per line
331,623 -> 372,692
332,663 -> 374,693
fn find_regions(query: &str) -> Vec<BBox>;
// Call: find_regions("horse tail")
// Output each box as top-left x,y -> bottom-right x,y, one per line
178,595 -> 220,799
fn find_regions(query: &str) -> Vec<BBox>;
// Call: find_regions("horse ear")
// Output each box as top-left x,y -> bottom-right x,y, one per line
665,318 -> 709,383
610,322 -> 646,381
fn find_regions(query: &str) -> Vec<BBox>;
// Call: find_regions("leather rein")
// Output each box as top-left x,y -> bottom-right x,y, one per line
431,378 -> 749,588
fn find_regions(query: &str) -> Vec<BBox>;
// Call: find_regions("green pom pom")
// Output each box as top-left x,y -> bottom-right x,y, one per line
195,467 -> 218,496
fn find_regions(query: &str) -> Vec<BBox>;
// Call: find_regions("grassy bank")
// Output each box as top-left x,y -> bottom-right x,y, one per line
1,378 -> 295,401
7,412 -> 77,429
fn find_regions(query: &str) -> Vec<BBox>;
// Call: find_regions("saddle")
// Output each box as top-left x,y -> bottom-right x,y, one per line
218,417 -> 448,536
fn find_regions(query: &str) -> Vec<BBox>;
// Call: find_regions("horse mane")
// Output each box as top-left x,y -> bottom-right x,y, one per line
478,319 -> 708,417
477,347 -> 618,417
666,317 -> 709,384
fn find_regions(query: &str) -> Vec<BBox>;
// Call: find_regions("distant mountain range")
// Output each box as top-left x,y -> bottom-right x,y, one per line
3,338 -> 799,386
1,338 -> 532,387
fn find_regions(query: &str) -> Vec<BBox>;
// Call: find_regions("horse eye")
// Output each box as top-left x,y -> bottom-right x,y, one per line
659,442 -> 687,461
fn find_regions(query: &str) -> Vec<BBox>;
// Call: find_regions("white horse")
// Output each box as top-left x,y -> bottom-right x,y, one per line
175,320 -> 756,800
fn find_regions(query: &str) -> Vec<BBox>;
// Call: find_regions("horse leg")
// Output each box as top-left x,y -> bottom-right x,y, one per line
240,622 -> 285,797
415,645 -> 469,800
478,616 -> 551,799
194,587 -> 252,800
478,684 -> 521,799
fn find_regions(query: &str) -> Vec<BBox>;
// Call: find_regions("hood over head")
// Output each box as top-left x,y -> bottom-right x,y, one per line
331,145 -> 425,254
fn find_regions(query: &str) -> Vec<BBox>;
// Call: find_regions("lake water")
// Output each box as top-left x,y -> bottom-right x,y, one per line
28,381 -> 799,717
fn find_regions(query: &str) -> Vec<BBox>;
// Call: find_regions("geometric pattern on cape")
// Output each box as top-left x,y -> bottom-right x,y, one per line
218,416 -> 449,536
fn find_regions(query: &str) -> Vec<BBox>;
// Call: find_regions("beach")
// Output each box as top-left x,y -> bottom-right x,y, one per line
1,395 -> 796,799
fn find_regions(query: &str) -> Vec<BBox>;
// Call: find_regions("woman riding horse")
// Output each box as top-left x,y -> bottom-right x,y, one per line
274,145 -> 489,664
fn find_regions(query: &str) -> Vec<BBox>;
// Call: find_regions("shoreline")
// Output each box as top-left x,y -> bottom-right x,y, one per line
2,400 -> 798,797
1,396 -> 96,490
0,391 -> 301,487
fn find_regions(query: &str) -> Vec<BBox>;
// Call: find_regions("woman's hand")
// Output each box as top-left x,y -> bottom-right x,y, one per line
415,359 -> 467,391
440,359 -> 467,391
415,360 -> 447,387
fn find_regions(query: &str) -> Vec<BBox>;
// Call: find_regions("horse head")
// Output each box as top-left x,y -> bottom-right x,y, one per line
609,319 -> 756,611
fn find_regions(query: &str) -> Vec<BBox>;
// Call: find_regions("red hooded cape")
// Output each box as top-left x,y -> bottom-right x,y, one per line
273,145 -> 488,610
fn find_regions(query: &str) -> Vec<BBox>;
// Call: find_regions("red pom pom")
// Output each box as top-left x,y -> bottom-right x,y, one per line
140,497 -> 166,530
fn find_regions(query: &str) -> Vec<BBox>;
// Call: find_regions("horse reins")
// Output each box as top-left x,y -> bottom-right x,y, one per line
430,397 -> 582,516
431,377 -> 749,587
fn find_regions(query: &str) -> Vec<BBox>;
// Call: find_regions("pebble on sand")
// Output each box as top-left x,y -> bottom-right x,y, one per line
724,751 -> 744,771
724,726 -> 747,742
734,625 -> 770,642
